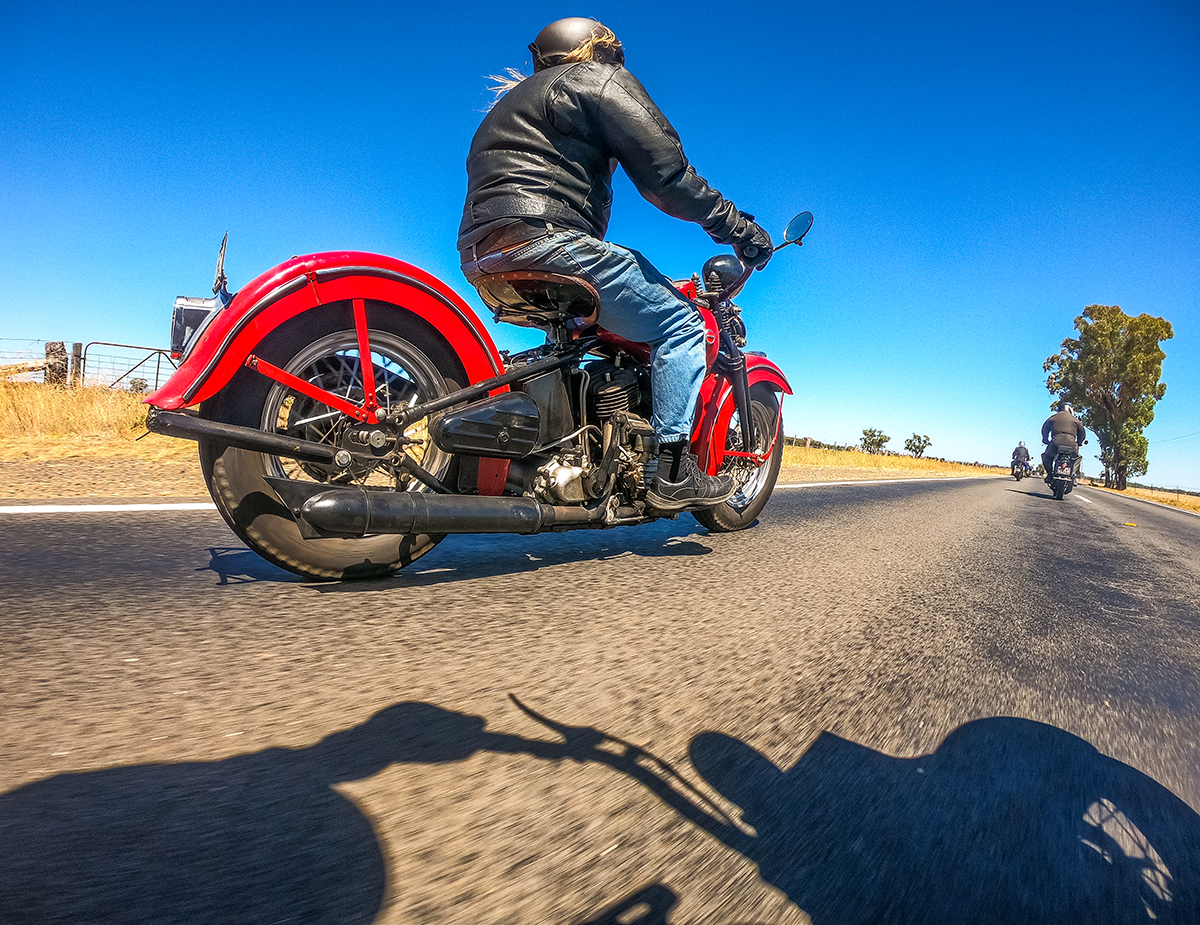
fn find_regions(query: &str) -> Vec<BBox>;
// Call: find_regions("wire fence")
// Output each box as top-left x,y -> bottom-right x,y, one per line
0,340 -> 47,384
0,339 -> 177,390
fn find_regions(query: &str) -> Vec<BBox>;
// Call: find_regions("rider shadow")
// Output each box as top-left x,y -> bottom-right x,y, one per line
0,702 -> 539,925
678,717 -> 1200,924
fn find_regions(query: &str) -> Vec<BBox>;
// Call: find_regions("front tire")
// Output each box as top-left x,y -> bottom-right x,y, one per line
693,387 -> 783,532
198,302 -> 463,580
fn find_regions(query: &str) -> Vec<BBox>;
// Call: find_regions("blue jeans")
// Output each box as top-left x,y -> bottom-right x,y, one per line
462,231 -> 707,444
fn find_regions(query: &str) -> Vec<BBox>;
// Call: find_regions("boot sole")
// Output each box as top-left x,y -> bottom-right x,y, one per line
646,486 -> 737,514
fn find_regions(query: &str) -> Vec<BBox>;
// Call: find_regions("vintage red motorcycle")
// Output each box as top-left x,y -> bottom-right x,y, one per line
145,212 -> 812,580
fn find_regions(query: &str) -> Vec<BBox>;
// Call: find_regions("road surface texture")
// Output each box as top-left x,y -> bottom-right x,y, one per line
1,478 -> 1198,924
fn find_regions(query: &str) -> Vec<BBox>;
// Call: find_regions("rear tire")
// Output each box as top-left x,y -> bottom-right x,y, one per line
198,302 -> 464,581
1053,481 -> 1065,501
692,387 -> 783,533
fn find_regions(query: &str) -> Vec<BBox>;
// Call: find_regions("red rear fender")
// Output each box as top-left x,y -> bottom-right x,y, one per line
146,252 -> 503,409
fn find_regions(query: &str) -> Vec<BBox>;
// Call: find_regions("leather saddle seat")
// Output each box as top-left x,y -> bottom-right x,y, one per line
473,270 -> 600,331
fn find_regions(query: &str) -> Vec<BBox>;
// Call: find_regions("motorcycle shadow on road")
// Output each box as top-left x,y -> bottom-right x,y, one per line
484,699 -> 1200,923
310,525 -> 714,593
193,525 -> 714,589
1006,486 -> 1068,502
676,717 -> 1200,924
7,704 -> 1194,924
197,546 -> 302,585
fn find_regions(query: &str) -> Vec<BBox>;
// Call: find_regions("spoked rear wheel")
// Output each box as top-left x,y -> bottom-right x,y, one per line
692,386 -> 783,532
199,305 -> 462,580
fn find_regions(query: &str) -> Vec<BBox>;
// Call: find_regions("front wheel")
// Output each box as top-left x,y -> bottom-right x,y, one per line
198,303 -> 463,580
693,387 -> 783,532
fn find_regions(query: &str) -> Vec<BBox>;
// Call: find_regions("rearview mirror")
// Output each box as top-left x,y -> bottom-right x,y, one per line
783,211 -> 814,244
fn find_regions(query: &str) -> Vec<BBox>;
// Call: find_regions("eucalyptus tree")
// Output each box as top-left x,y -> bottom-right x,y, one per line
904,434 -> 931,458
861,428 -> 890,454
1043,304 -> 1172,490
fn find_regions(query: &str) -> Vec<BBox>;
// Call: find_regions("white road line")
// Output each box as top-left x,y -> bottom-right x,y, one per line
1075,493 -> 1093,503
0,502 -> 216,515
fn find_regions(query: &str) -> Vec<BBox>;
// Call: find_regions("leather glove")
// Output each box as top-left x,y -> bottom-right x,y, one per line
730,212 -> 773,270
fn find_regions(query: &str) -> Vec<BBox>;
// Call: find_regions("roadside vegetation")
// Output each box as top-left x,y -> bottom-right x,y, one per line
1082,478 -> 1200,515
1044,304 -> 1173,490
781,443 -> 1006,479
0,382 -> 188,461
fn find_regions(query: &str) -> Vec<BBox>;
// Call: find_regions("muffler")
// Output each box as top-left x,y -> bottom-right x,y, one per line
265,478 -> 604,539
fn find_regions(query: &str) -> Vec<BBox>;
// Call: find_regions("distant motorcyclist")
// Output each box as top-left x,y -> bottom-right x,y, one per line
1011,441 -> 1031,476
1041,402 -> 1088,483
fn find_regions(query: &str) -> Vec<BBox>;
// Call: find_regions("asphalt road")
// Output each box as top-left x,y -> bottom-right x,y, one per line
1,478 -> 1198,924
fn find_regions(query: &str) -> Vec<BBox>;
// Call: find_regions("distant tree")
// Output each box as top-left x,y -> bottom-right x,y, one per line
860,428 -> 890,454
904,434 -> 931,457
1044,304 -> 1172,490
128,377 -> 149,393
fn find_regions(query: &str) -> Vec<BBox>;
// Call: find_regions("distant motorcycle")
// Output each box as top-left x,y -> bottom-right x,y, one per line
1011,460 -> 1031,481
1047,444 -> 1085,501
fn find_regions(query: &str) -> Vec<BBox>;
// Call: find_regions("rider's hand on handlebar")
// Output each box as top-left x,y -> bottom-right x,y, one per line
732,213 -> 773,270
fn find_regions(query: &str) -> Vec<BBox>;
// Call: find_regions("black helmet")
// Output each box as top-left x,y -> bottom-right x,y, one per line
529,18 -> 624,72
1057,400 -> 1073,414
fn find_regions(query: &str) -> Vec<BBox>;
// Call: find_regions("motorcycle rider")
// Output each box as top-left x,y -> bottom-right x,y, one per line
457,17 -> 773,513
1011,441 -> 1031,475
1041,402 -> 1088,483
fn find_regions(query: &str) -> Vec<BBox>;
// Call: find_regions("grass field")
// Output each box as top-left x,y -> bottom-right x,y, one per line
781,443 -> 1006,480
0,382 -> 190,461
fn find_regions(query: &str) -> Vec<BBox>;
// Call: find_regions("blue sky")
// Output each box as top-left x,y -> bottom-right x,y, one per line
2,0 -> 1197,488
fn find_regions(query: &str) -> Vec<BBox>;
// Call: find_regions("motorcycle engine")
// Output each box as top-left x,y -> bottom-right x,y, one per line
585,359 -> 642,420
533,455 -> 588,504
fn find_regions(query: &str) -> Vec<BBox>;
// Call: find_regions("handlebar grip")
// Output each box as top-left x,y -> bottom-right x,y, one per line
741,244 -> 760,260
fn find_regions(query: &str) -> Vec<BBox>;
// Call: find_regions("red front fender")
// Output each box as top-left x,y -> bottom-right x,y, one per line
693,355 -> 793,474
146,252 -> 504,410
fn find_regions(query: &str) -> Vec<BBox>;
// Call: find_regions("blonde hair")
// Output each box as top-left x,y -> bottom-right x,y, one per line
486,67 -> 527,99
486,23 -> 622,103
555,24 -> 621,66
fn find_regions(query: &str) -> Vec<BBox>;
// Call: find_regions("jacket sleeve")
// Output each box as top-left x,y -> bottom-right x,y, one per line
589,68 -> 746,244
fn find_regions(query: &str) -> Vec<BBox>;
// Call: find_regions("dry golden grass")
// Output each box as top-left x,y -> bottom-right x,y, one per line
781,444 -> 1007,479
0,382 -> 192,461
1085,481 -> 1200,515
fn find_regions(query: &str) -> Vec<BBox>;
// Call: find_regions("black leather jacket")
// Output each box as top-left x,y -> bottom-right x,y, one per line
1041,411 -> 1087,448
459,61 -> 752,251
